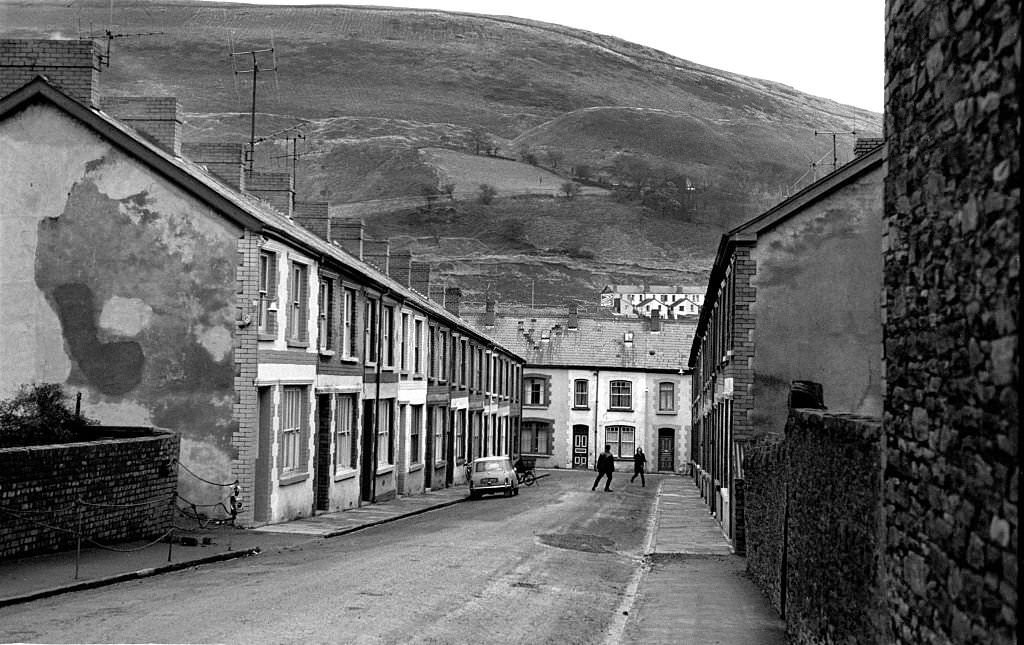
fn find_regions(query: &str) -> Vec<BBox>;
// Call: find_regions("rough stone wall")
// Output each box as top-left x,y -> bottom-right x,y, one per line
784,410 -> 887,645
744,410 -> 887,644
884,1 -> 1018,643
0,430 -> 179,560
743,436 -> 786,613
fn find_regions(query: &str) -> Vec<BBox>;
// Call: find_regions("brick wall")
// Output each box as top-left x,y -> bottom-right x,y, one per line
0,429 -> 179,560
244,171 -> 293,217
101,96 -> 182,155
232,229 -> 260,526
744,410 -> 888,644
293,201 -> 330,239
182,142 -> 245,190
883,1 -> 1018,643
0,39 -> 100,107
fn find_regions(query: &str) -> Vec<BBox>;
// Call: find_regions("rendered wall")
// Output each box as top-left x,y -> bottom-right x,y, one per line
749,167 -> 884,438
883,1 -> 1018,642
0,105 -> 242,508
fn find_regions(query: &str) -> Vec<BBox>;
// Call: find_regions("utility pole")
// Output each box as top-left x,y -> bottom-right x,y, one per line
814,130 -> 857,170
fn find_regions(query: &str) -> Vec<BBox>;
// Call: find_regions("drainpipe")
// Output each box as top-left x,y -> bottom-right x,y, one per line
593,369 -> 600,468
370,288 -> 390,503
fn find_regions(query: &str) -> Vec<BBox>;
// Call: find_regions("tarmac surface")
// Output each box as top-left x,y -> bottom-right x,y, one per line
0,474 -> 784,644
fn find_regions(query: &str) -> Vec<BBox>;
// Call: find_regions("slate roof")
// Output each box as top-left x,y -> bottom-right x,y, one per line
463,308 -> 696,372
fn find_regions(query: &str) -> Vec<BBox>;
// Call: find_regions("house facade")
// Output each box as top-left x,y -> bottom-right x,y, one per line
688,141 -> 884,548
600,284 -> 704,319
0,39 -> 524,527
466,304 -> 695,474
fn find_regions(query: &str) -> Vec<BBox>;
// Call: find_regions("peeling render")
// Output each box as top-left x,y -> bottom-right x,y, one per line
1,104 -> 242,503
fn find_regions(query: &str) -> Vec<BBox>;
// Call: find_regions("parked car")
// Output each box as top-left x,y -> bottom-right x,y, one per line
467,456 -> 519,499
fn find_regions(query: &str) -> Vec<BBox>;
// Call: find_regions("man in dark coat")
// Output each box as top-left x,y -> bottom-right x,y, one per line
592,445 -> 615,491
630,447 -> 647,487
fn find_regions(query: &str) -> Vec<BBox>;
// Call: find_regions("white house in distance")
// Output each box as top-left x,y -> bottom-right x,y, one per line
600,285 -> 705,319
465,302 -> 695,474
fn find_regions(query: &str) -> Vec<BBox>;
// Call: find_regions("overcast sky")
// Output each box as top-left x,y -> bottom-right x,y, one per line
213,0 -> 884,112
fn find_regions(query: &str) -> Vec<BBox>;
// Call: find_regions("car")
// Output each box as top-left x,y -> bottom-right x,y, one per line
467,456 -> 519,499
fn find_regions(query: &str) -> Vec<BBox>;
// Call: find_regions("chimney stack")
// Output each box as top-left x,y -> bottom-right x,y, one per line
363,239 -> 390,274
102,96 -> 182,155
568,303 -> 579,330
389,250 -> 413,287
182,142 -> 246,190
331,219 -> 364,259
483,298 -> 496,327
444,287 -> 463,317
244,171 -> 294,217
0,39 -> 101,107
853,137 -> 884,157
410,261 -> 430,296
293,201 -> 330,240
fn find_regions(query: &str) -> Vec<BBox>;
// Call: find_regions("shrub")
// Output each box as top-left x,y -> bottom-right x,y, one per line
478,183 -> 497,205
0,383 -> 98,448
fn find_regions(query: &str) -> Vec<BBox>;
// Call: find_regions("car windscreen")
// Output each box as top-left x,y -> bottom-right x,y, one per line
474,461 -> 504,472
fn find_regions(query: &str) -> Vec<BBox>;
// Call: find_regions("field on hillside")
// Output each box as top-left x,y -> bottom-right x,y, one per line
421,148 -> 609,199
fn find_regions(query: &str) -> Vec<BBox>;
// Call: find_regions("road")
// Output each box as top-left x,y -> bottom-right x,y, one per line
0,470 -> 656,645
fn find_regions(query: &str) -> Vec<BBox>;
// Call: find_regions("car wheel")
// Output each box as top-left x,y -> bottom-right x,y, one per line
504,486 -> 512,497
469,491 -> 480,500
513,486 -> 519,496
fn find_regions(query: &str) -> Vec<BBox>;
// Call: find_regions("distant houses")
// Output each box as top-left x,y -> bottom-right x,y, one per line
463,302 -> 696,474
600,284 -> 704,319
0,39 -> 524,527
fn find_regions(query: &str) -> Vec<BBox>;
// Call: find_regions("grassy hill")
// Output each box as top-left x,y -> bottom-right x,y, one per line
0,0 -> 882,306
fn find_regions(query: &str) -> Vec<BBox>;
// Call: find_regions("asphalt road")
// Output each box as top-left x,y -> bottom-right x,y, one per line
0,470 -> 657,645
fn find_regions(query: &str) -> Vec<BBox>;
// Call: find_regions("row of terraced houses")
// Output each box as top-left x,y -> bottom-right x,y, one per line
0,39 -> 525,526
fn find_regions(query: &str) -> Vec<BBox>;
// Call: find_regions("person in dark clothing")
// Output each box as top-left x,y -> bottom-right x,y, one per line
630,447 -> 647,487
592,445 -> 615,491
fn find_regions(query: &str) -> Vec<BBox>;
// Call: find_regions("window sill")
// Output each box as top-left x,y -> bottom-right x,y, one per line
257,332 -> 276,342
524,404 -> 549,409
318,348 -> 335,357
572,406 -> 590,411
408,463 -> 423,473
374,465 -> 395,475
608,408 -> 634,413
278,472 -> 309,487
333,468 -> 358,482
434,460 -> 447,468
340,356 -> 360,363
286,341 -> 309,350
656,410 -> 677,415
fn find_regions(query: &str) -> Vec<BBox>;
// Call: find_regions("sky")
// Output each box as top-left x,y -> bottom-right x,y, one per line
213,0 -> 884,112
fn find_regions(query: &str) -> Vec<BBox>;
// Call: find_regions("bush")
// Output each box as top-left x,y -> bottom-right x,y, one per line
0,383 -> 98,448
478,183 -> 497,205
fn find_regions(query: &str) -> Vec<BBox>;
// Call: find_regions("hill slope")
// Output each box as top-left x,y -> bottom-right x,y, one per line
0,0 -> 882,305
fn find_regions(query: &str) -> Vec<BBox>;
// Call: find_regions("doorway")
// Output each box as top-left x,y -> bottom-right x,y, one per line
658,428 -> 675,472
254,387 -> 273,523
572,425 -> 589,469
314,394 -> 332,512
361,399 -> 375,502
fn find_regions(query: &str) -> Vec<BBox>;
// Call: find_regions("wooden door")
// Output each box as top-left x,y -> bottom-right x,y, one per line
572,425 -> 589,469
658,429 -> 675,471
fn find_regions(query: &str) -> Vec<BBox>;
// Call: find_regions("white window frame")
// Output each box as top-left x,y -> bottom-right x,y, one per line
609,380 -> 632,410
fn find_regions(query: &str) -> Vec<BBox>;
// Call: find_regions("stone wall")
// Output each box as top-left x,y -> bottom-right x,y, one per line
884,1 -> 1018,643
744,409 -> 887,644
0,429 -> 179,560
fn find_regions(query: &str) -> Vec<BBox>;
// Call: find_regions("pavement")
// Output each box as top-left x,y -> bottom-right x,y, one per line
0,474 -> 784,644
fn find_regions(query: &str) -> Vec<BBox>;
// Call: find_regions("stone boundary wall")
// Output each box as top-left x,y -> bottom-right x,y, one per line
884,1 -> 1018,643
744,409 -> 888,644
0,429 -> 179,560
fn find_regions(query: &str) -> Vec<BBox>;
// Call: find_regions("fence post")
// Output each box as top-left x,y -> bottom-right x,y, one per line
74,501 -> 83,580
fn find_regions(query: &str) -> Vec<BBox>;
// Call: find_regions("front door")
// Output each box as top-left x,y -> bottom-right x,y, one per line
314,394 -> 332,512
572,425 -> 589,469
658,429 -> 675,472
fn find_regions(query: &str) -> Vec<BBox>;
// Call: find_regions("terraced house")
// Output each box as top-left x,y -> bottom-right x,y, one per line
466,303 -> 695,473
0,38 -> 524,527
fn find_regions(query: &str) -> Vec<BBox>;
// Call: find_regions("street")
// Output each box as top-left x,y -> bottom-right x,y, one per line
0,470 -> 656,644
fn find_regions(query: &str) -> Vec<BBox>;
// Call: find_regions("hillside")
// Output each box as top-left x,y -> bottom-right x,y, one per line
0,0 -> 883,306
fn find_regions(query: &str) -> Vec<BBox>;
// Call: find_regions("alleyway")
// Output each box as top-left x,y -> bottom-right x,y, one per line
0,472 -> 783,644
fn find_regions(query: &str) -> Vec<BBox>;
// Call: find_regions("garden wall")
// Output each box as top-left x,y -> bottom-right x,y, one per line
744,409 -> 888,644
0,428 -> 179,560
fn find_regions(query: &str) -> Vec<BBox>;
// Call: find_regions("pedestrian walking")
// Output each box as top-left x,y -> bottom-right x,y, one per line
630,447 -> 647,487
592,445 -> 615,491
